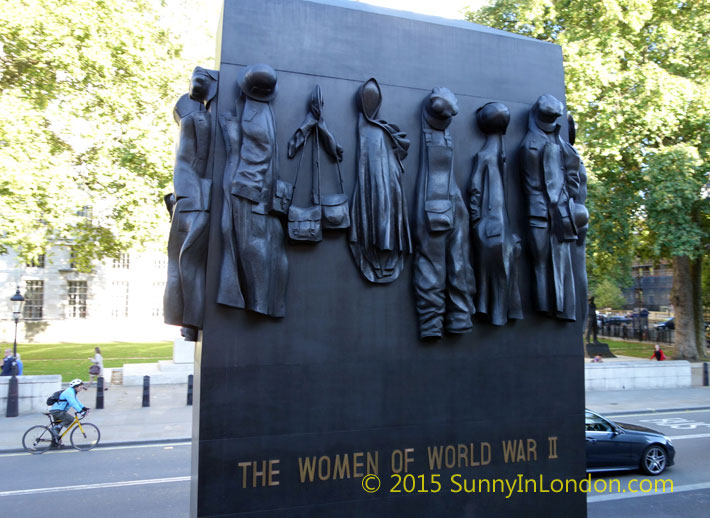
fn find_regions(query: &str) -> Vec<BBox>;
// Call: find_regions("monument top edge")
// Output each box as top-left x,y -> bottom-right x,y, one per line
222,0 -> 559,48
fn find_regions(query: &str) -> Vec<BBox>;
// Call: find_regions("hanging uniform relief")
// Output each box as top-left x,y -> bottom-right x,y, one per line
564,113 -> 589,246
468,102 -> 523,326
164,67 -> 218,341
412,88 -> 475,339
285,85 -> 349,242
519,94 -> 581,321
217,64 -> 288,317
348,78 -> 413,284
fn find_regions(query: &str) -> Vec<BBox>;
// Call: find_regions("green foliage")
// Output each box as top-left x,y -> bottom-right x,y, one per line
592,278 -> 628,310
468,0 -> 710,286
643,144 -> 706,258
0,0 -> 190,269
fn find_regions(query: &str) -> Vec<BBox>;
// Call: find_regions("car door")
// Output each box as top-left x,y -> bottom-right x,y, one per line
585,411 -> 632,469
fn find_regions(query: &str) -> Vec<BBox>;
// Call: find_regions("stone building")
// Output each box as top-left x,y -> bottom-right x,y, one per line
0,247 -> 174,343
623,262 -> 673,312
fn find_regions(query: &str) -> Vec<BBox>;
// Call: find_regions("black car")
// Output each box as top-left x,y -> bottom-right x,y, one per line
585,410 -> 675,475
654,317 -> 675,330
603,315 -> 632,325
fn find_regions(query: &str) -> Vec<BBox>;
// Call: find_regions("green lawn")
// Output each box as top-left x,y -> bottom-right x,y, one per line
3,342 -> 172,381
605,339 -> 676,359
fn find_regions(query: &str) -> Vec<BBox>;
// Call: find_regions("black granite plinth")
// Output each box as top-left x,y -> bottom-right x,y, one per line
192,1 -> 587,516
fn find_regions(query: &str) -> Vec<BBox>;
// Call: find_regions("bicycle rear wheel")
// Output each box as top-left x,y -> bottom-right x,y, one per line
70,422 -> 101,451
22,425 -> 54,454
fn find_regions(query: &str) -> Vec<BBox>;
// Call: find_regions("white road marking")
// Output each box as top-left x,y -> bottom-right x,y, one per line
609,409 -> 710,418
0,441 -> 190,458
588,481 -> 710,503
0,476 -> 190,497
669,433 -> 710,440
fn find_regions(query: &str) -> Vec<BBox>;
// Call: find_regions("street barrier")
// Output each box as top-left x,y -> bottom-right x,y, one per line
187,374 -> 193,406
142,375 -> 150,407
96,376 -> 104,409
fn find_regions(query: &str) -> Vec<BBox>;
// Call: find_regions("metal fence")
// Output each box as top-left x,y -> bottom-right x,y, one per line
598,324 -> 674,344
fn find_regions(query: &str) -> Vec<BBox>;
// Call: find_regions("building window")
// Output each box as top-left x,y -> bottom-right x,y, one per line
112,253 -> 130,269
23,281 -> 44,320
77,205 -> 93,220
154,257 -> 168,270
67,281 -> 87,318
26,254 -> 46,268
111,281 -> 129,318
152,281 -> 166,317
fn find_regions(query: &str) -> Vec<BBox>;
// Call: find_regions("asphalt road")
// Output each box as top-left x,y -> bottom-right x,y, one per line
2,410 -> 709,518
0,442 -> 191,518
588,409 -> 710,518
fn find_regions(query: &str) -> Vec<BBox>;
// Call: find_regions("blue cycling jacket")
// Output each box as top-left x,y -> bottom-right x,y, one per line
50,387 -> 84,413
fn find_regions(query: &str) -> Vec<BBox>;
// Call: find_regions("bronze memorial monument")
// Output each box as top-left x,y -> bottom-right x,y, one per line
162,1 -> 589,516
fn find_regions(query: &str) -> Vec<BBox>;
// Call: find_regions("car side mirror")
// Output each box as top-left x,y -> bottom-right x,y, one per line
612,426 -> 623,435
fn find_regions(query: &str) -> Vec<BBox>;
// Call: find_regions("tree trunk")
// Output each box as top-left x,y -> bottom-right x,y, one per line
691,255 -> 705,359
671,255 -> 698,360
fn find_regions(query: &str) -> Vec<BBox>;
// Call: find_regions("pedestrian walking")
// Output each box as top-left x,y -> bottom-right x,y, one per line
88,347 -> 104,387
1,348 -> 14,376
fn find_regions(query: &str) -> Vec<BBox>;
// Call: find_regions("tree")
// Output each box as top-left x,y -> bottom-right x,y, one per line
0,0 -> 191,270
643,145 -> 708,357
592,278 -> 627,310
467,0 -> 710,359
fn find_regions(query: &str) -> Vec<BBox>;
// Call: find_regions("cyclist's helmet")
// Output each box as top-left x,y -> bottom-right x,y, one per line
69,379 -> 84,388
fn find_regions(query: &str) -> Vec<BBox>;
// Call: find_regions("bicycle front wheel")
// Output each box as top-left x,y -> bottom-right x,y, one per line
22,425 -> 54,454
70,423 -> 101,451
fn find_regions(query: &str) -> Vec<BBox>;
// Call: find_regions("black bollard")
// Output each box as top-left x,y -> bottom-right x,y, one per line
187,374 -> 193,406
5,376 -> 18,418
96,376 -> 104,409
142,375 -> 150,407
703,363 -> 709,387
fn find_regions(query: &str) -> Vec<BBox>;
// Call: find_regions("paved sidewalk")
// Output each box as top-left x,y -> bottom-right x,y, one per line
0,384 -> 192,452
586,386 -> 710,415
2,383 -> 709,452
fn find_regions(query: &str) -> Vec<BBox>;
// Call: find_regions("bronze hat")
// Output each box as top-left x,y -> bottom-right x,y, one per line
533,94 -> 563,132
237,64 -> 278,102
423,87 -> 458,130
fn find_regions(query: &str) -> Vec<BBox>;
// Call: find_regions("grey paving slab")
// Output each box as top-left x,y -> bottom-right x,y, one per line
0,384 -> 192,451
586,386 -> 710,415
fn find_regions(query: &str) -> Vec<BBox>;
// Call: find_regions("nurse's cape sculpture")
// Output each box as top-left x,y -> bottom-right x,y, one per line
348,78 -> 412,284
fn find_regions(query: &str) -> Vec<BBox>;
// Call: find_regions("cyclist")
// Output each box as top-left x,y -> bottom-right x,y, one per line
49,379 -> 89,442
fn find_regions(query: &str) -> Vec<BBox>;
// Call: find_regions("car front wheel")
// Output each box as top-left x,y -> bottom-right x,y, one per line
641,445 -> 667,475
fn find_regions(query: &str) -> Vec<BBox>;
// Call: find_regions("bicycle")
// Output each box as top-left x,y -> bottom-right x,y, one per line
22,410 -> 101,454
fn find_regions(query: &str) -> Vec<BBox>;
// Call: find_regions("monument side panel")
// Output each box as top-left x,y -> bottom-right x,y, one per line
193,0 -> 586,516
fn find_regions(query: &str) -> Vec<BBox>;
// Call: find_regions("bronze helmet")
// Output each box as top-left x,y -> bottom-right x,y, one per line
237,63 -> 278,102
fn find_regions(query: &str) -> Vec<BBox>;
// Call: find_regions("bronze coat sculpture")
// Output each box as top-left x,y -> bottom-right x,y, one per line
217,64 -> 288,317
348,78 -> 412,283
564,113 -> 589,246
468,102 -> 522,326
413,88 -> 475,338
519,95 -> 581,321
164,67 -> 218,338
